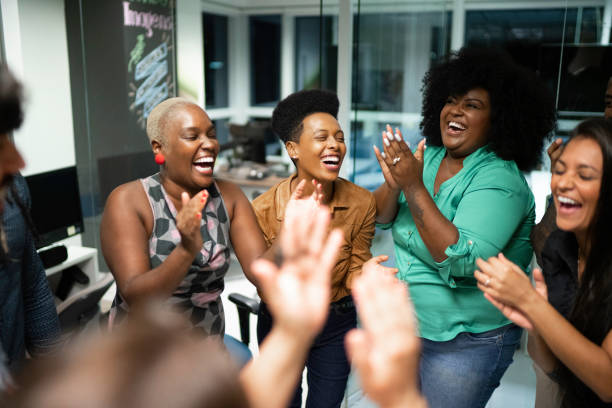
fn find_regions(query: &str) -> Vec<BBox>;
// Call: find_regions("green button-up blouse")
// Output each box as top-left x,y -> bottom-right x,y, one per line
380,145 -> 535,341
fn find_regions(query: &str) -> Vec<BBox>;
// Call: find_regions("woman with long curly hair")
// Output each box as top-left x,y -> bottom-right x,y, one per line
476,118 -> 612,407
373,47 -> 556,407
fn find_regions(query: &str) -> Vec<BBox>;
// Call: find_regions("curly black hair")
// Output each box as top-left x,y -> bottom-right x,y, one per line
0,64 -> 24,134
420,47 -> 556,171
271,89 -> 339,144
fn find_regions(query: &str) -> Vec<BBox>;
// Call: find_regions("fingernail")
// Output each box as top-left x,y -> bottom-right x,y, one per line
196,212 -> 202,219
372,144 -> 377,151
384,137 -> 390,147
381,152 -> 386,159
386,131 -> 393,140
394,132 -> 401,142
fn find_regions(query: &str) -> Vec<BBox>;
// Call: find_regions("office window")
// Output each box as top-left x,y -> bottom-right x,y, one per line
203,13 -> 229,109
250,15 -> 281,106
350,10 -> 450,190
352,12 -> 451,113
465,7 -> 609,114
295,16 -> 338,92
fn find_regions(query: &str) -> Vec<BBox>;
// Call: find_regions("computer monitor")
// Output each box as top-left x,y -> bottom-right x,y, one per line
25,166 -> 84,249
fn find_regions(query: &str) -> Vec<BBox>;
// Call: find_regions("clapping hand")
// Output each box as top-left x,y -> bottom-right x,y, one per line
176,190 -> 209,255
547,138 -> 564,171
373,124 -> 426,191
475,254 -> 549,332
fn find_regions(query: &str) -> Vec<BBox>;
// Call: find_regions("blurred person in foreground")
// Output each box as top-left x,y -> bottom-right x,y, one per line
3,194 -> 428,408
0,64 -> 61,390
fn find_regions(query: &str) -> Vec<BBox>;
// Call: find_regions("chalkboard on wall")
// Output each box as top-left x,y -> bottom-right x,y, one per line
65,0 -> 177,254
123,0 -> 176,129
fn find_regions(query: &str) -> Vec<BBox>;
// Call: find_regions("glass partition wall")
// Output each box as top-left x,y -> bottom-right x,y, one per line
348,0 -> 611,191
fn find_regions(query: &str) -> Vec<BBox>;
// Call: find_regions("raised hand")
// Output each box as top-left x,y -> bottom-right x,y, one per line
346,263 -> 426,408
251,203 -> 343,340
373,124 -> 426,191
373,143 -> 401,191
475,254 -> 549,332
547,138 -> 564,171
474,253 -> 536,308
361,254 -> 399,277
176,190 -> 209,255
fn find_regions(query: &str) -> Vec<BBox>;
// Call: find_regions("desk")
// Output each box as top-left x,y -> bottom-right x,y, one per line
216,170 -> 285,201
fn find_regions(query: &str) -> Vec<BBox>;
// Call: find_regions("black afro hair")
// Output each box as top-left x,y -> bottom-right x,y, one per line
420,47 -> 557,171
0,64 -> 24,134
271,89 -> 339,144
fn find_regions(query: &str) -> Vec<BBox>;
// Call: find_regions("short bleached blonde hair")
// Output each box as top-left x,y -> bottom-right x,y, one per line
146,97 -> 198,146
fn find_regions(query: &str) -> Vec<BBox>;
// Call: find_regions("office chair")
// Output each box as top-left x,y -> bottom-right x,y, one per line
56,273 -> 114,334
223,292 -> 260,368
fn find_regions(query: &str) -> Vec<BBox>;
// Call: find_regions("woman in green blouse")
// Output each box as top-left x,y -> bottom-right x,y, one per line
373,47 -> 556,408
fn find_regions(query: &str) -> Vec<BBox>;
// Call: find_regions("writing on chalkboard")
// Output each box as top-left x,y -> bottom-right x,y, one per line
123,1 -> 173,38
124,0 -> 175,129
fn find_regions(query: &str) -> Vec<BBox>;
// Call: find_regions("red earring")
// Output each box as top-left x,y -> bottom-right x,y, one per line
154,153 -> 165,165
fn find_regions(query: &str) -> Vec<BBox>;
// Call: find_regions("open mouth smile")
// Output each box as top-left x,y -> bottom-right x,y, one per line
321,155 -> 342,171
193,156 -> 215,175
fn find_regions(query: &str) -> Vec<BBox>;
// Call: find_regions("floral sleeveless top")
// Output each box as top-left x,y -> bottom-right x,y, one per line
110,173 -> 231,335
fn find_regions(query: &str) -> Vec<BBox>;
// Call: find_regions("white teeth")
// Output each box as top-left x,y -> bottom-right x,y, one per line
194,157 -> 214,164
449,121 -> 466,130
322,156 -> 339,163
558,196 -> 579,205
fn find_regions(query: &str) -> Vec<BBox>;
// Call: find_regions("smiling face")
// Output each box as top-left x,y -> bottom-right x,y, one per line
154,104 -> 219,193
439,88 -> 491,159
551,136 -> 603,236
287,112 -> 346,183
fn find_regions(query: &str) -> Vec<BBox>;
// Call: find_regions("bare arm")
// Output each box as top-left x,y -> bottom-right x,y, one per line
100,182 -> 207,305
527,332 -> 557,373
217,180 -> 268,286
524,297 -> 612,402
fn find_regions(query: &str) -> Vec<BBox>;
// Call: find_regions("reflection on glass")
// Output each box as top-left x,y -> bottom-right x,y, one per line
203,13 -> 229,109
351,9 -> 450,190
295,16 -> 338,91
250,15 -> 281,106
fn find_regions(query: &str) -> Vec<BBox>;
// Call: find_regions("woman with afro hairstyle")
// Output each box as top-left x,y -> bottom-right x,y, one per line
252,89 -> 395,408
373,47 -> 556,408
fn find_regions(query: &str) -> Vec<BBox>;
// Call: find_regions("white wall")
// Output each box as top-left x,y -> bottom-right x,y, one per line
2,0 -> 76,177
176,0 -> 205,105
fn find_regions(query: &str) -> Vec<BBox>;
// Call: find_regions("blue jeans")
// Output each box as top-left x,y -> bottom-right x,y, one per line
419,324 -> 522,408
257,297 -> 357,408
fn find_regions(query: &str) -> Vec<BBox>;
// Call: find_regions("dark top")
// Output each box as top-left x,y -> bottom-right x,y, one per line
541,229 -> 612,407
0,175 -> 61,372
541,229 -> 578,319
